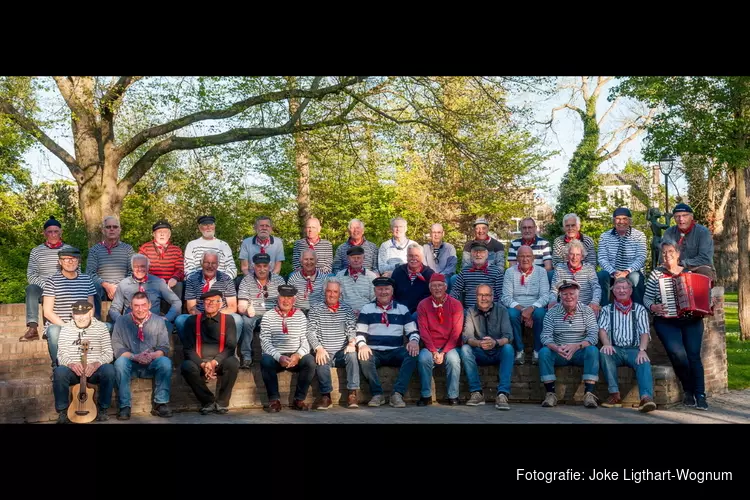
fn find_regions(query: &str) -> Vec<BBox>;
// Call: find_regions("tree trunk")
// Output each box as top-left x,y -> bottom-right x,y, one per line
287,77 -> 311,237
735,166 -> 750,340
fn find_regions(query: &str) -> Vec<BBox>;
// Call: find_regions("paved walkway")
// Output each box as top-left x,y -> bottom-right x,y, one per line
48,389 -> 750,424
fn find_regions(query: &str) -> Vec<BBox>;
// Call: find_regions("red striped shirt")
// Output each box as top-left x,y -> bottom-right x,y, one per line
138,241 -> 185,281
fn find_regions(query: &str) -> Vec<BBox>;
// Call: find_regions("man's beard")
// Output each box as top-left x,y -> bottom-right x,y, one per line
201,230 -> 215,239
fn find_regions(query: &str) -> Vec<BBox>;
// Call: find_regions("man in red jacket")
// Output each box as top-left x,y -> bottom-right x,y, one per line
415,273 -> 464,406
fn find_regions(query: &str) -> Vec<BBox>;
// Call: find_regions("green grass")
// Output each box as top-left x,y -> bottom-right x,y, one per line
724,291 -> 738,303
725,304 -> 750,390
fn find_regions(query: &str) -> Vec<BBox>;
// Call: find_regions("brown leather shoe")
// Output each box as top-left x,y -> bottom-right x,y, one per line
267,399 -> 282,412
19,325 -> 39,342
347,390 -> 359,409
292,399 -> 309,411
600,392 -> 622,408
315,394 -> 333,410
638,396 -> 657,413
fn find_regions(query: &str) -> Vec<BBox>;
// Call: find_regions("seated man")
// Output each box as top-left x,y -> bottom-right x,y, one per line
110,254 -> 181,333
306,278 -> 360,410
501,245 -> 550,365
260,284 -> 316,412
450,241 -> 504,310
597,207 -> 648,305
392,243 -> 435,319
111,292 -> 173,420
335,246 -> 377,316
237,253 -> 286,368
42,247 -> 96,371
416,274 -> 463,406
181,290 -> 240,415
292,217 -> 333,274
138,219 -> 185,306
86,216 -> 135,319
598,278 -> 656,413
287,249 -> 326,312
460,284 -> 515,410
53,301 -> 115,424
538,280 -> 600,409
548,240 -> 601,317
356,277 -> 419,408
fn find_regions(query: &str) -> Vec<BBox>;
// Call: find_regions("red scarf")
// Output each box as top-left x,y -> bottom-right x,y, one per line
348,237 -> 365,246
432,297 -> 445,324
469,262 -> 489,274
255,277 -> 268,298
133,274 -> 148,293
614,298 -> 633,315
348,266 -> 365,282
327,302 -> 340,314
152,241 -> 168,259
377,301 -> 393,327
306,237 -> 320,249
567,262 -> 582,274
131,311 -> 151,342
564,233 -> 581,243
408,264 -> 426,282
563,308 -> 576,322
275,307 -> 296,333
45,240 -> 63,249
521,237 -> 536,247
101,240 -> 119,255
201,274 -> 215,294
301,270 -> 316,297
517,264 -> 533,285
678,222 -> 696,245
257,238 -> 270,254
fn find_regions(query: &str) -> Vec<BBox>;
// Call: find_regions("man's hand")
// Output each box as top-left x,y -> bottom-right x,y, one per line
480,337 -> 496,350
650,304 -> 666,316
102,282 -> 117,300
344,341 -> 356,354
244,302 -> 256,317
168,278 -> 178,289
84,361 -> 101,377
287,353 -> 301,368
521,306 -> 534,322
406,340 -> 419,356
315,347 -> 330,366
636,350 -> 650,365
614,271 -> 629,279
559,343 -> 580,360
434,351 -> 445,365
68,363 -> 84,377
278,355 -> 291,368
589,303 -> 601,317
357,344 -> 372,361
600,345 -> 615,355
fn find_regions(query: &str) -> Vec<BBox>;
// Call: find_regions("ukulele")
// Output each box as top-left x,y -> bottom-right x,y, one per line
67,339 -> 98,424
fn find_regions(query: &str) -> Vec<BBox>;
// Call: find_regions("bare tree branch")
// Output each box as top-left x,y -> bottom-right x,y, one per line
581,77 -> 590,101
594,76 -> 613,97
597,96 -> 621,127
597,108 -> 656,158
101,76 -> 140,113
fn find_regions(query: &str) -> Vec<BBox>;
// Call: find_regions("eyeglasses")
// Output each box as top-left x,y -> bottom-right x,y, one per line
104,225 -> 119,229
477,293 -> 493,298
204,299 -> 223,304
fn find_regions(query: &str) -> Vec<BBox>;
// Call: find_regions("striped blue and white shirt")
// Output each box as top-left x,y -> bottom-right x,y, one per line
335,268 -> 377,312
27,242 -> 77,287
57,318 -> 113,367
184,237 -> 238,279
260,308 -> 309,361
333,238 -> 379,273
356,300 -> 419,351
507,236 -> 552,268
286,269 -> 326,311
237,273 -> 286,316
43,272 -> 96,325
598,302 -> 650,348
450,265 -> 504,309
540,302 -> 599,346
86,241 -> 134,286
551,234 -> 597,267
306,302 -> 357,354
292,239 -> 333,274
184,270 -> 236,313
549,263 -> 602,306
597,227 -> 647,275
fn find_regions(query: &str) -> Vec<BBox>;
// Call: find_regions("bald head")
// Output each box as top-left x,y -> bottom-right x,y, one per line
516,244 -> 534,270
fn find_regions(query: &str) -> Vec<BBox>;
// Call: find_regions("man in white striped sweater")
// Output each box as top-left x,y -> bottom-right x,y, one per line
548,240 -> 601,316
184,215 -> 238,279
86,216 -> 135,319
307,278 -> 360,410
335,246 -> 377,315
538,280 -> 600,409
21,216 -> 77,342
596,207 -> 648,305
287,249 -> 326,312
292,217 -> 333,274
53,301 -> 115,424
260,284 -> 316,412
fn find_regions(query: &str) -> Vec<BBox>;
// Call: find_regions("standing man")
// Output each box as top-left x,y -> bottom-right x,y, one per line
507,217 -> 553,271
138,219 -> 185,303
286,250 -> 326,312
86,216 -> 134,319
335,246 -> 377,316
597,207 -> 648,305
377,216 -> 417,276
333,219 -> 379,273
239,216 -> 285,276
184,215 -> 238,279
462,217 -> 505,268
292,217 -> 333,274
391,244 -> 435,318
663,203 -> 715,279
422,223 -> 458,280
450,241 -> 504,310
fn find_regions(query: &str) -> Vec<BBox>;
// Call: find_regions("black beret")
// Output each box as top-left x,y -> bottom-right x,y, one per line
470,241 -> 489,251
197,215 -> 216,225
278,284 -> 298,297
613,207 -> 632,218
44,216 -> 62,229
200,289 -> 223,300
372,276 -> 396,288
58,247 -> 81,258
152,220 -> 172,232
346,245 -> 365,256
672,203 -> 694,214
252,253 -> 271,264
71,300 -> 93,314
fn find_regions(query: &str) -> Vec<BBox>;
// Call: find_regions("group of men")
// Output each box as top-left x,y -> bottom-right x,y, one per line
24,202 -> 714,420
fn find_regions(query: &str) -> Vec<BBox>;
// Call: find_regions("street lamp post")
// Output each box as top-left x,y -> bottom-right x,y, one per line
658,155 -> 675,226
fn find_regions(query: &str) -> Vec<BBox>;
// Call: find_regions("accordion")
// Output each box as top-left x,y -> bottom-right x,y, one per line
657,272 -> 712,318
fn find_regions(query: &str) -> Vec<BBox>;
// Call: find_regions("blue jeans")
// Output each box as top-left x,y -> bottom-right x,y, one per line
52,364 -> 116,411
240,315 -> 259,360
507,306 -> 546,352
359,347 -> 418,396
538,345 -> 600,382
460,343 -> 514,394
417,348 -> 461,399
93,281 -> 111,320
654,316 -> 705,396
599,346 -> 653,398
547,269 -> 554,286
114,355 -> 172,409
175,313 -> 244,350
598,270 -> 645,306
25,284 -> 43,326
316,349 -> 360,393
45,324 -> 62,367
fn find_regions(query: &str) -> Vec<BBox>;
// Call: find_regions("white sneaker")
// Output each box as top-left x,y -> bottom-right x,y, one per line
515,351 -> 525,365
532,350 -> 539,365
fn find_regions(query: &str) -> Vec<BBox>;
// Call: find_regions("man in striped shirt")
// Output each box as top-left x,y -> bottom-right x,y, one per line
378,216 -> 418,276
392,244 -> 435,318
501,245 -> 550,365
416,274 -> 463,406
237,253 -> 286,368
292,217 -> 333,274
21,216 -> 76,342
548,240 -> 601,316
538,280 -> 600,409
260,284 -> 316,412
597,207 -> 648,305
53,300 -> 115,424
597,278 -> 656,412
86,216 -> 134,319
450,241 -> 504,309
507,217 -> 553,271
333,218 -> 379,273
307,278 -> 360,410
287,249 -> 326,312
42,247 -> 96,369
462,217 -> 505,269
551,213 -> 597,271
356,277 -> 419,408
422,223 -> 458,280
239,216 -> 285,276
137,220 -> 185,304
184,215 -> 238,279
335,246 -> 377,315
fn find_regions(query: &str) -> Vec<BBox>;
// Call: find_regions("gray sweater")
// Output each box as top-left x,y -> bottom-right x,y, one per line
111,314 -> 170,358
663,223 -> 714,269
463,303 -> 513,344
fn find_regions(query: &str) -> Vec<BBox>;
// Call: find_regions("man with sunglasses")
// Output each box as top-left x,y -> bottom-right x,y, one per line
237,253 -> 285,369
86,216 -> 135,320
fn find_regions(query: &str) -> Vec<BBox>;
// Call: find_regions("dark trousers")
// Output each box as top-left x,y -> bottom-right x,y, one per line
260,353 -> 316,401
52,364 -> 116,412
654,316 -> 706,396
180,357 -> 240,407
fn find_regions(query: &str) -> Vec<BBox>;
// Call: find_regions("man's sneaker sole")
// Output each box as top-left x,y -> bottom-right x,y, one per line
465,400 -> 485,406
368,399 -> 385,407
495,404 -> 510,411
639,401 -> 657,413
600,402 -> 622,408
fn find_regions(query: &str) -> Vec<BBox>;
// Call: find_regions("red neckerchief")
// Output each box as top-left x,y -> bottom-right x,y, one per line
348,237 -> 365,246
469,262 -> 489,274
255,277 -> 269,298
275,307 -> 296,333
256,237 -> 270,254
678,222 -> 696,245
202,274 -> 215,294
376,301 -> 393,327
327,302 -> 340,313
408,264 -> 426,282
476,236 -> 490,242
101,240 -> 119,255
301,269 -> 316,297
131,311 -> 151,341
521,237 -> 536,247
614,298 -> 633,315
348,266 -> 365,282
152,240 -> 168,259
518,264 -> 533,285
306,237 -> 320,249
564,233 -> 582,243
432,296 -> 446,324
563,308 -> 576,322
44,240 -> 63,249
133,274 -> 148,293
567,262 -> 583,274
